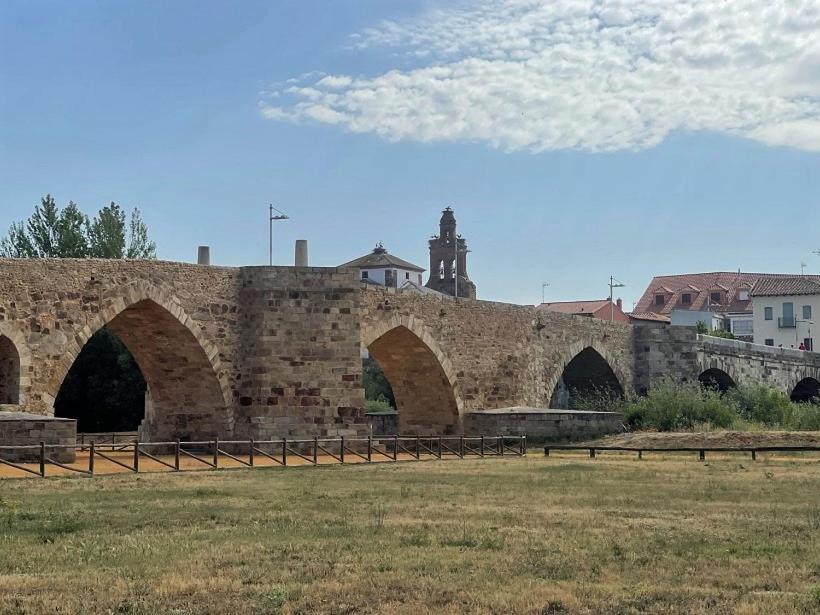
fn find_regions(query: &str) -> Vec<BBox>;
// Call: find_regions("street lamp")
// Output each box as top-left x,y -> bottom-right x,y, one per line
609,276 -> 625,321
268,204 -> 289,266
541,281 -> 550,304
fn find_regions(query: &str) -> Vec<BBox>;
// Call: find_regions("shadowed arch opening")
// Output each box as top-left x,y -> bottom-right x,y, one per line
54,298 -> 230,440
550,347 -> 624,409
367,325 -> 459,434
698,368 -> 736,393
790,377 -> 820,403
0,335 -> 20,405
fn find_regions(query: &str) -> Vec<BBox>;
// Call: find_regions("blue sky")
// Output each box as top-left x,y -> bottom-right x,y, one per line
2,0 -> 819,307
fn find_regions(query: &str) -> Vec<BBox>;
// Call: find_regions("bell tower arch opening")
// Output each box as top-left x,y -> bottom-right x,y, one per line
550,346 -> 624,410
0,335 -> 21,405
365,325 -> 460,434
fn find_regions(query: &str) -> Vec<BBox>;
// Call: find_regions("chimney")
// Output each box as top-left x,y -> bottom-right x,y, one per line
616,298 -> 623,310
197,246 -> 211,266
294,240 -> 308,267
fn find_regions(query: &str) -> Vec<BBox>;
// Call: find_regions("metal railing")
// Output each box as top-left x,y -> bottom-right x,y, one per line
0,434 -> 526,479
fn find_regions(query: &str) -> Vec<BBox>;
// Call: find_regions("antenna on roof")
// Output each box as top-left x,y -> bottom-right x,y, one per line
801,262 -> 807,276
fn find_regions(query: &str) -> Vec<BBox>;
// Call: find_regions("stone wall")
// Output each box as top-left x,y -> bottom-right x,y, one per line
0,412 -> 76,463
463,408 -> 624,443
359,286 -> 634,432
0,259 -> 367,442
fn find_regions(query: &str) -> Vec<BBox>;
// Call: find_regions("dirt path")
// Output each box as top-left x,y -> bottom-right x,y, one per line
586,430 -> 820,448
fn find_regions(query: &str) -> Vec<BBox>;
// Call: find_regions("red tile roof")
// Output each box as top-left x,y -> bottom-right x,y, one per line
628,312 -> 671,323
751,276 -> 820,297
635,272 -> 800,316
539,299 -> 611,315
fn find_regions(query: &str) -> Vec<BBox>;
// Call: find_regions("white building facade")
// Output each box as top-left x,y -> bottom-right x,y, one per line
751,277 -> 820,350
340,244 -> 425,289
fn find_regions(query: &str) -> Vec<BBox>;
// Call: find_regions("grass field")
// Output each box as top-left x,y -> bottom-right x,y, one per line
1,453 -> 819,614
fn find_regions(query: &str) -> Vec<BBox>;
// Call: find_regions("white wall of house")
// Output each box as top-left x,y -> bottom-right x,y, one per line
752,293 -> 820,349
671,309 -> 726,330
359,267 -> 423,287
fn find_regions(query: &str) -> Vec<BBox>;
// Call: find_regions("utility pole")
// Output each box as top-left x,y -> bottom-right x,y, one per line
269,204 -> 289,266
609,275 -> 625,321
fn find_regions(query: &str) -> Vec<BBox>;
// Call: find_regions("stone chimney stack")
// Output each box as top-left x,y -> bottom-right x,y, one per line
294,240 -> 309,267
616,298 -> 623,310
197,246 -> 211,266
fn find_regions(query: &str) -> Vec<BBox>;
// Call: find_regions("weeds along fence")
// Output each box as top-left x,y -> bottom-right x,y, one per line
0,435 -> 526,479
544,443 -> 820,461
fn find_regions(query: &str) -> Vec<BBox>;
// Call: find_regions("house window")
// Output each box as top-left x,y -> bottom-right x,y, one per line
681,293 -> 691,305
782,302 -> 795,327
738,290 -> 749,301
710,292 -> 722,305
361,271 -> 368,280
804,338 -> 814,351
764,307 -> 773,320
405,272 -> 410,280
803,305 -> 812,319
764,338 -> 774,346
655,294 -> 665,306
732,319 -> 753,336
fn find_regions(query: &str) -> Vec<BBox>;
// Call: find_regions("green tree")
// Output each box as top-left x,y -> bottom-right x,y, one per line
2,196 -> 155,260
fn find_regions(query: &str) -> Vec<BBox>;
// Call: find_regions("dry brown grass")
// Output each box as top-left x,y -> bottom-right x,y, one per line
0,452 -> 819,614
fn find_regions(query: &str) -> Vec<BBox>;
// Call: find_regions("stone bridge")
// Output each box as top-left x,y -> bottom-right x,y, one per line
0,259 -> 818,442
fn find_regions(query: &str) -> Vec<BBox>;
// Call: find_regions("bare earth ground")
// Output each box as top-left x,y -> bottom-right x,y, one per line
1,453 -> 819,614
587,431 -> 820,449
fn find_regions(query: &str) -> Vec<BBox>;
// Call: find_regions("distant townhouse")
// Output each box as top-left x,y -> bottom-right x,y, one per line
633,272 -> 764,341
751,276 -> 820,350
539,299 -> 630,324
340,243 -> 425,288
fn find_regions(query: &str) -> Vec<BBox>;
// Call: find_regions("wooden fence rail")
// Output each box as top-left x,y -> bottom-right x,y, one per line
544,444 -> 820,461
0,434 -> 526,479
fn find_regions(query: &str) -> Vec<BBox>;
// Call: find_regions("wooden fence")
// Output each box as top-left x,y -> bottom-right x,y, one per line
0,434 -> 526,479
544,444 -> 820,461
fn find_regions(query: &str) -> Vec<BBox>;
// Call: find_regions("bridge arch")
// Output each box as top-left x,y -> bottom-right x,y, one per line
49,281 -> 233,440
362,315 -> 462,434
547,340 -> 626,409
790,376 -> 820,403
0,324 -> 31,406
698,367 -> 736,393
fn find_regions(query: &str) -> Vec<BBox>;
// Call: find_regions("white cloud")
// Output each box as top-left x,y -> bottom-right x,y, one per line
260,0 -> 820,153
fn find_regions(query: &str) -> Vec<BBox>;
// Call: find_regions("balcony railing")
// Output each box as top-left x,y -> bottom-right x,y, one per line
778,316 -> 796,328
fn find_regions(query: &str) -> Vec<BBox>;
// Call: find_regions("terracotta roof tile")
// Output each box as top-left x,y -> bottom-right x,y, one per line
751,276 -> 820,297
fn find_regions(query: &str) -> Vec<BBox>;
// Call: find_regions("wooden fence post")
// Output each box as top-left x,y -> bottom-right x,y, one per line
437,435 -> 442,459
393,435 -> 398,461
367,435 -> 372,462
498,435 -> 503,456
751,449 -> 756,461
213,438 -> 219,469
282,438 -> 288,467
638,450 -> 643,460
589,448 -> 596,459
313,436 -> 318,465
174,438 -> 180,471
340,436 -> 345,463
249,438 -> 255,467
133,440 -> 139,473
544,448 -> 550,457
699,450 -> 705,461
89,441 -> 95,474
460,435 -> 465,458
520,435 -> 526,456
39,441 -> 45,478
480,435 -> 485,457
415,435 -> 420,459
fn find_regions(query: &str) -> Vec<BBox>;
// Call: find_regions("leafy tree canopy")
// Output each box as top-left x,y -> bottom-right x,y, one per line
1,195 -> 156,259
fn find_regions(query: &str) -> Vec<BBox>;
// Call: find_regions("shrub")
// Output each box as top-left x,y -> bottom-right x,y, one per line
623,378 -> 736,431
727,384 -> 793,425
568,385 -> 625,413
365,397 -> 394,413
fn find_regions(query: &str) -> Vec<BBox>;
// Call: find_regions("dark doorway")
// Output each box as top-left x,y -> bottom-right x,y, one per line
55,328 -> 146,432
0,335 -> 20,405
551,347 -> 623,409
790,377 -> 820,403
698,368 -> 736,393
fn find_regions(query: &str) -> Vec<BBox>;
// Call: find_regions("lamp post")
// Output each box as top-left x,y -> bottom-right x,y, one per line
541,281 -> 550,304
268,204 -> 289,266
609,276 -> 625,321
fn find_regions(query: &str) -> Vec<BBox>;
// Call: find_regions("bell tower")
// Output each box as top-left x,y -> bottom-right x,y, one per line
425,207 -> 476,299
